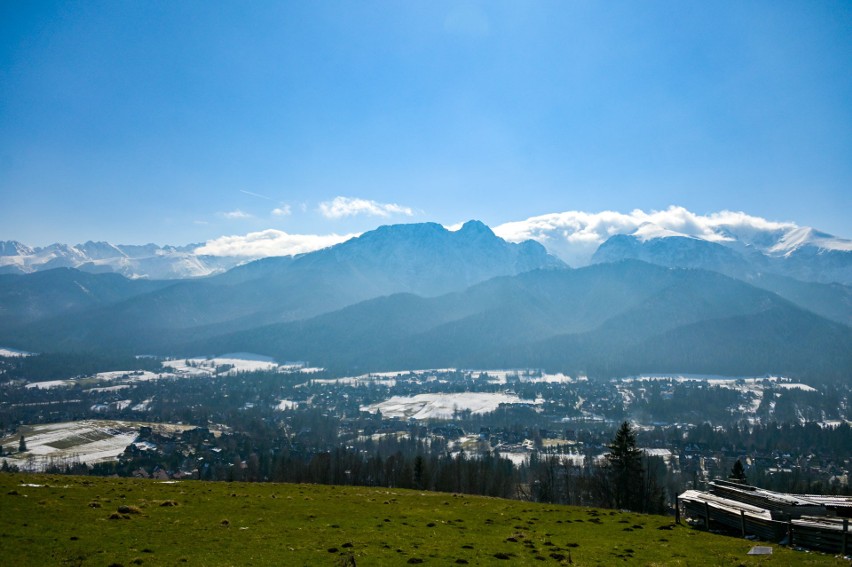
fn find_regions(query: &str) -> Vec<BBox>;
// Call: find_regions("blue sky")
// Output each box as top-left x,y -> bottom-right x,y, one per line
1,1 -> 850,246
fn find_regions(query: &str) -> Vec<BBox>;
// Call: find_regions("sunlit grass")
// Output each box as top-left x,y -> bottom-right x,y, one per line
0,473 -> 845,566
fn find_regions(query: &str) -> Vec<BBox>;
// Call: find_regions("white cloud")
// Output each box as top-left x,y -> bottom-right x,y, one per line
195,229 -> 358,258
220,209 -> 253,220
318,196 -> 414,219
271,205 -> 291,216
494,206 -> 803,267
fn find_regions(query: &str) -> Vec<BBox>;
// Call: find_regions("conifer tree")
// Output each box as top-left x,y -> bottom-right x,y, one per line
606,421 -> 644,511
729,459 -> 747,483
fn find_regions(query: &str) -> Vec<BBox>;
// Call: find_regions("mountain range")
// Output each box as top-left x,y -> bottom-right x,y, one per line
3,207 -> 850,285
0,240 -> 243,279
190,261 -> 850,381
0,221 -> 560,352
0,214 -> 849,383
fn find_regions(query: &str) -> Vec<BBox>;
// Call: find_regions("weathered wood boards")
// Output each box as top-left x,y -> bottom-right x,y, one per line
678,481 -> 852,554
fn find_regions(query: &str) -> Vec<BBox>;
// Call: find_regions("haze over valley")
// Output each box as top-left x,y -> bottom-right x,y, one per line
2,3 -> 851,563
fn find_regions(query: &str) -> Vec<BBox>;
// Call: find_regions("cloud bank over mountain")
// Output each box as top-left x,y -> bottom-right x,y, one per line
195,229 -> 358,258
494,206 -> 851,267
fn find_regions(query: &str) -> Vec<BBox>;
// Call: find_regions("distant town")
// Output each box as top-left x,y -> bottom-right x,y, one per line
2,353 -> 849,510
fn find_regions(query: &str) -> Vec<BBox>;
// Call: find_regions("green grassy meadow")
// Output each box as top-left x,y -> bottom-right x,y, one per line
0,473 -> 846,566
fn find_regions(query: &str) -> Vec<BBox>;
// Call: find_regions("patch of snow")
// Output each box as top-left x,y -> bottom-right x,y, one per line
643,448 -> 673,458
84,370 -> 162,383
523,372 -> 577,384
217,352 -> 276,363
775,383 -> 817,392
26,380 -> 72,389
468,370 -> 523,384
163,356 -> 279,376
361,392 -> 541,420
87,385 -> 131,393
1,420 -> 200,469
0,347 -> 35,357
499,452 -> 530,466
3,421 -> 137,467
306,374 -> 397,388
819,420 -> 852,428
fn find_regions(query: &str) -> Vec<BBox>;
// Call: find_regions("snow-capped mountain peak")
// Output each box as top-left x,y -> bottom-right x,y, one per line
0,240 -> 34,257
767,226 -> 852,256
631,222 -> 703,242
0,241 -> 245,279
77,241 -> 129,260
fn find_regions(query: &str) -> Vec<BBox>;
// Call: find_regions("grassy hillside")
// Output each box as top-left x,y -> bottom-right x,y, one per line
0,473 -> 845,566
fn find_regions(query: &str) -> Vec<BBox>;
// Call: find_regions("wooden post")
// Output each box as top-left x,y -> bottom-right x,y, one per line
675,496 -> 680,524
740,510 -> 746,537
842,518 -> 848,556
787,519 -> 793,547
704,501 -> 711,530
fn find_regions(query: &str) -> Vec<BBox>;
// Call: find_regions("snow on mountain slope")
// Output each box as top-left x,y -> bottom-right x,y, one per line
767,226 -> 852,256
0,240 -> 245,279
0,241 -> 34,257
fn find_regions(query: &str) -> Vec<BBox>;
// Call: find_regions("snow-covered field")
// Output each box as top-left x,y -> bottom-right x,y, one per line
88,385 -> 131,393
471,370 -> 517,384
498,451 -> 531,466
161,354 -> 323,377
775,382 -> 817,392
522,372 -> 584,384
361,392 -> 541,420
0,420 -> 196,470
305,375 -> 397,388
163,355 -> 280,376
25,380 -> 70,390
93,370 -> 162,382
23,370 -> 164,390
17,353 -> 321,390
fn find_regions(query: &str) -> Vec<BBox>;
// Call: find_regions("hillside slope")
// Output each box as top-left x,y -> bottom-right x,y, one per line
0,474 -> 842,566
0,221 -> 562,353
186,261 -> 852,381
